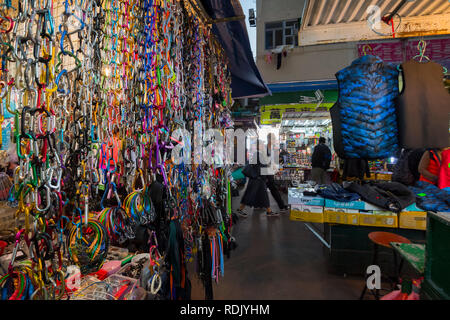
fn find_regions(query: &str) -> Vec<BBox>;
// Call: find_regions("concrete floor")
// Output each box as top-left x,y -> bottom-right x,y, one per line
190,188 -> 367,300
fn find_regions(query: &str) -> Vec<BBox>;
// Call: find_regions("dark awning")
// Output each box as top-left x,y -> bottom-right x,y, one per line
199,0 -> 270,99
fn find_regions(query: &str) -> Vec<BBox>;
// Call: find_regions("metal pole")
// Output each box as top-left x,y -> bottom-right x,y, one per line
304,222 -> 331,249
382,0 -> 408,24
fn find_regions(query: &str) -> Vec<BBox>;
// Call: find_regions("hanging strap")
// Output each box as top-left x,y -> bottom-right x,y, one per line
429,149 -> 442,165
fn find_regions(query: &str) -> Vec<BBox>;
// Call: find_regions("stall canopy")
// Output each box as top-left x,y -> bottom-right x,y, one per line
198,0 -> 270,99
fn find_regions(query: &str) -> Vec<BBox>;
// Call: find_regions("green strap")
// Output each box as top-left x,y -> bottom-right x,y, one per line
120,254 -> 134,266
227,179 -> 232,216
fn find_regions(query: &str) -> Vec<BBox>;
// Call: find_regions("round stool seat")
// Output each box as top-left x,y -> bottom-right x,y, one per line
368,232 -> 411,249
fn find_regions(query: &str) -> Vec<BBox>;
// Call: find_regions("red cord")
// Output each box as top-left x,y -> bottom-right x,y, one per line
391,18 -> 395,38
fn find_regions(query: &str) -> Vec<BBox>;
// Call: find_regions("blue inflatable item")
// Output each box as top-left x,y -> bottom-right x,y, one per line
335,55 -> 400,159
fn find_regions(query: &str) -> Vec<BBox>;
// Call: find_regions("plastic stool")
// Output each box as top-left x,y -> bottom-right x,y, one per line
360,232 -> 411,300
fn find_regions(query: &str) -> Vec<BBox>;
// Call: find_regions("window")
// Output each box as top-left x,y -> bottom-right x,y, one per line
265,19 -> 299,50
270,110 -> 281,119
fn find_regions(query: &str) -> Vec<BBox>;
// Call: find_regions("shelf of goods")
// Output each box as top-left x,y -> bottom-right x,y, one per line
0,0 -> 235,301
288,188 -> 428,231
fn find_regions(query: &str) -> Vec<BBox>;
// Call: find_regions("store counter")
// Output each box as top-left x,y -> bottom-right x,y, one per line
288,187 -> 428,231
288,188 -> 428,275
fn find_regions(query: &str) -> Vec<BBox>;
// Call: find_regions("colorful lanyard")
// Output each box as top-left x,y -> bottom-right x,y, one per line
3,0 -> 234,300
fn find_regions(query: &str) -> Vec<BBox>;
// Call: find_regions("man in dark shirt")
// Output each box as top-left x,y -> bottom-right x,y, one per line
311,137 -> 332,185
279,147 -> 289,165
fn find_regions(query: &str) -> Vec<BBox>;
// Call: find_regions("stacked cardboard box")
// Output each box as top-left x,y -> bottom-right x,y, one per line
399,203 -> 427,230
288,188 -> 325,223
288,188 -> 428,230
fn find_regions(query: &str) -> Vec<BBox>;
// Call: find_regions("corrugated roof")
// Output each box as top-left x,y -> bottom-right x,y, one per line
304,0 -> 450,27
299,0 -> 450,46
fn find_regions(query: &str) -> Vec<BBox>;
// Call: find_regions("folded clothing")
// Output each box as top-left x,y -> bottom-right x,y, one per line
409,181 -> 450,213
303,190 -> 319,197
316,183 -> 360,202
345,181 -> 415,213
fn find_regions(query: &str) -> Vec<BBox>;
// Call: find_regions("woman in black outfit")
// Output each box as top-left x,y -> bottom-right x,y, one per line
235,149 -> 280,218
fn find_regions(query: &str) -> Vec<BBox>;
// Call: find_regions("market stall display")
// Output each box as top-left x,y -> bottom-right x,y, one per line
275,111 -> 336,185
287,182 -> 442,231
287,183 -> 430,276
286,42 -> 449,242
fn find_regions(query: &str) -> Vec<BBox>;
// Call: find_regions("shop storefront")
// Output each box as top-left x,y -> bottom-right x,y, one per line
284,34 -> 450,301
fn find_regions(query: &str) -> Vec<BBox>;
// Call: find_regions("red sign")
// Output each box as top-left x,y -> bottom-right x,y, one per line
358,41 -> 403,63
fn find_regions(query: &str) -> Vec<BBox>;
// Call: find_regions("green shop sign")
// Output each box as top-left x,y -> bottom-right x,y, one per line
260,103 -> 334,125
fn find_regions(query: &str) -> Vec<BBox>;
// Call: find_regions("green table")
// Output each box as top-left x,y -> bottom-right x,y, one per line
422,212 -> 450,300
390,242 -> 426,275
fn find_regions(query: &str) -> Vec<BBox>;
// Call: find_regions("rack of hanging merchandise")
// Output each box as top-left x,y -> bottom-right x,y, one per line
0,0 -> 236,301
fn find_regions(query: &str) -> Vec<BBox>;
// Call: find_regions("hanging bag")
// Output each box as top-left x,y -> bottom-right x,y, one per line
335,55 -> 400,159
392,149 -> 415,186
242,164 -> 259,179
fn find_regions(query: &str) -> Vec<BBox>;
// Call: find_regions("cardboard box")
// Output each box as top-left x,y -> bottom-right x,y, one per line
399,203 -> 427,230
288,188 -> 325,206
399,211 -> 427,230
291,204 -> 324,213
359,210 -> 398,228
324,210 -> 359,226
364,174 -> 377,181
325,199 -> 384,211
290,205 -> 324,223
376,173 -> 392,181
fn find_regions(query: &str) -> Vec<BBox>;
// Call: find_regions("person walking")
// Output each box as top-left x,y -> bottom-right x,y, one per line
265,139 -> 288,213
236,149 -> 280,218
265,175 -> 288,213
311,137 -> 332,185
